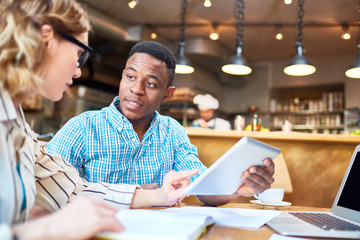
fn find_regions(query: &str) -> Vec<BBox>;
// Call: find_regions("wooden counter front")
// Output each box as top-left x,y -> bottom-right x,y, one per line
185,128 -> 360,208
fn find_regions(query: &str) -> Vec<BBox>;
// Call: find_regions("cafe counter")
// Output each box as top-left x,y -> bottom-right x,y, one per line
185,128 -> 360,208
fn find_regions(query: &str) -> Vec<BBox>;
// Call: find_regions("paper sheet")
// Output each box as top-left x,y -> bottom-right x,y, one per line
268,233 -> 311,240
161,206 -> 282,229
97,209 -> 213,240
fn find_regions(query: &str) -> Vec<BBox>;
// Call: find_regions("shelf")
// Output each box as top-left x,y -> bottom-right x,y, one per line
344,107 -> 360,134
160,100 -> 196,108
272,125 -> 343,130
291,125 -> 344,130
159,100 -> 198,127
269,86 -> 345,134
270,110 -> 343,115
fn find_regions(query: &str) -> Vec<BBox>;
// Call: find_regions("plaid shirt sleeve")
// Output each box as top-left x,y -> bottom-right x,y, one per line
171,120 -> 208,181
31,125 -> 136,212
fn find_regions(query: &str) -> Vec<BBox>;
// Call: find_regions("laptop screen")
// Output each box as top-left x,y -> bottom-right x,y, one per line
337,151 -> 360,212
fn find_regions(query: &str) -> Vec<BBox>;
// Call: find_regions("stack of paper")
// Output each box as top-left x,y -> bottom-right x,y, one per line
95,209 -> 215,240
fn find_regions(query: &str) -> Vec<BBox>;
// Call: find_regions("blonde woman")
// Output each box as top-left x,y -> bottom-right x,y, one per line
0,0 -> 196,239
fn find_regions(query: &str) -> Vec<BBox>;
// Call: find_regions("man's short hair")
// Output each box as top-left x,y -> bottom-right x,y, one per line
128,41 -> 176,86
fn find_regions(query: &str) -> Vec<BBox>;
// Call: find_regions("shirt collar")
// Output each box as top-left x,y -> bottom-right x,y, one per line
108,96 -> 126,131
149,110 -> 160,129
108,96 -> 161,133
0,83 -> 18,122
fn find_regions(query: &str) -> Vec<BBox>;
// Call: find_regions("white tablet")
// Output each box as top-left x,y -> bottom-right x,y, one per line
183,136 -> 281,195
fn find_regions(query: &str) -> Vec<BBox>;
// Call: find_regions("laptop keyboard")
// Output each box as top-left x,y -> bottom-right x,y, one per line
289,212 -> 360,231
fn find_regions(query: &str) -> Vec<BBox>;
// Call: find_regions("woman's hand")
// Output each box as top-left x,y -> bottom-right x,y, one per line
131,169 -> 198,208
14,197 -> 124,240
141,182 -> 160,189
158,169 -> 198,206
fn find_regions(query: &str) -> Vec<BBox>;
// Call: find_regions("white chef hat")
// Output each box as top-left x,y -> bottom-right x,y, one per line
193,94 -> 219,110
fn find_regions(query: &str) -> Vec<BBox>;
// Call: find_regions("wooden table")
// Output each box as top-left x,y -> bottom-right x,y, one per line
180,202 -> 338,240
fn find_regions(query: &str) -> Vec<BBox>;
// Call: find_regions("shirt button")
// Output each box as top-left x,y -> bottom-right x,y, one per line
132,138 -> 136,142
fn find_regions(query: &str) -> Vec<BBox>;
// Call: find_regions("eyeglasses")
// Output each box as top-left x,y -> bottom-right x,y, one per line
59,32 -> 93,68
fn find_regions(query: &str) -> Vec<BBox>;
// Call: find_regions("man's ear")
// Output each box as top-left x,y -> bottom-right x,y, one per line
162,86 -> 176,103
40,24 -> 55,46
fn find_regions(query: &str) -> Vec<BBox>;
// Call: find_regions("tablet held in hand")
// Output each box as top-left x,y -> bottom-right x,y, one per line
183,137 -> 281,195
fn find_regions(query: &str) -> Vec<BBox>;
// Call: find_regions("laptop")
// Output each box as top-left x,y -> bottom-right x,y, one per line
267,144 -> 360,239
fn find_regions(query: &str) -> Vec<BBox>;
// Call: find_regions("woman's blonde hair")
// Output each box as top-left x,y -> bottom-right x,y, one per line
0,0 -> 91,100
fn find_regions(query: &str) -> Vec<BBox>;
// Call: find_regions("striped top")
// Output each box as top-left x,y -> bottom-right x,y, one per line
47,96 -> 207,186
0,84 -> 137,236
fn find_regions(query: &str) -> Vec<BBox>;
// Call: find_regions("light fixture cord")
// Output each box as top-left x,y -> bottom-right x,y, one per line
357,0 -> 360,47
235,0 -> 245,47
179,0 -> 188,44
296,0 -> 305,45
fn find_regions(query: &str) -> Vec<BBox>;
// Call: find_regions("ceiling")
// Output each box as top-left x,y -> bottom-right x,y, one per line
79,0 -> 359,80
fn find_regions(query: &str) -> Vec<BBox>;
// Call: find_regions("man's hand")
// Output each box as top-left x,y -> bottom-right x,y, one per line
198,158 -> 275,206
236,158 -> 275,197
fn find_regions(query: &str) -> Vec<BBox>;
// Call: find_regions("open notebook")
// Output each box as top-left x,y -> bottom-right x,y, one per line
267,144 -> 360,239
95,209 -> 215,240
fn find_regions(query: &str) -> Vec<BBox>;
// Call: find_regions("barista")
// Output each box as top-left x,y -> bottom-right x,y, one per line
192,94 -> 231,130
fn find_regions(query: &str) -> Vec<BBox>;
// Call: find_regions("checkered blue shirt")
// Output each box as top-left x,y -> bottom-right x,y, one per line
47,97 -> 207,185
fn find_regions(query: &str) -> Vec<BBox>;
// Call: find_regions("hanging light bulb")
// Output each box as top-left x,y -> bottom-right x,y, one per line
284,42 -> 316,76
209,31 -> 219,40
204,0 -> 212,7
345,0 -> 360,78
175,0 -> 194,74
342,32 -> 351,40
274,24 -> 284,40
209,23 -> 219,40
284,0 -> 316,76
222,0 -> 252,75
341,24 -> 351,40
128,0 -> 139,9
222,44 -> 252,75
345,45 -> 360,78
176,42 -> 194,74
284,0 -> 292,5
275,32 -> 283,40
151,32 -> 157,39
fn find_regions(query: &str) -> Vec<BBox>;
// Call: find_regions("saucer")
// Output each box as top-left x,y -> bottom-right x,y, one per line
250,200 -> 292,209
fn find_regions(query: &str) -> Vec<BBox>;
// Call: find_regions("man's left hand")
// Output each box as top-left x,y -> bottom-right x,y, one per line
236,158 -> 275,197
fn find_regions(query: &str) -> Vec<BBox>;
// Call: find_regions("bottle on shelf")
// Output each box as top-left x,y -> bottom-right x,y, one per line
282,119 -> 292,133
251,113 -> 261,131
234,115 -> 245,131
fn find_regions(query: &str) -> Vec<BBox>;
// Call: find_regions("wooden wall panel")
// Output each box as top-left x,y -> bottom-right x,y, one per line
185,129 -> 359,207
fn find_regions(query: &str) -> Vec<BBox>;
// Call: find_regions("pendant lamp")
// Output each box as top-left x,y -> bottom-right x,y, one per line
284,0 -> 316,76
222,0 -> 252,75
345,0 -> 360,78
175,0 -> 194,74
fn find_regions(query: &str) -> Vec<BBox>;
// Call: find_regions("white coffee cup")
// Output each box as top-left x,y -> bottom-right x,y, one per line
254,188 -> 284,204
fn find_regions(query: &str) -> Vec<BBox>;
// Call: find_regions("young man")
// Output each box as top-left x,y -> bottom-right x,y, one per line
48,41 -> 275,206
